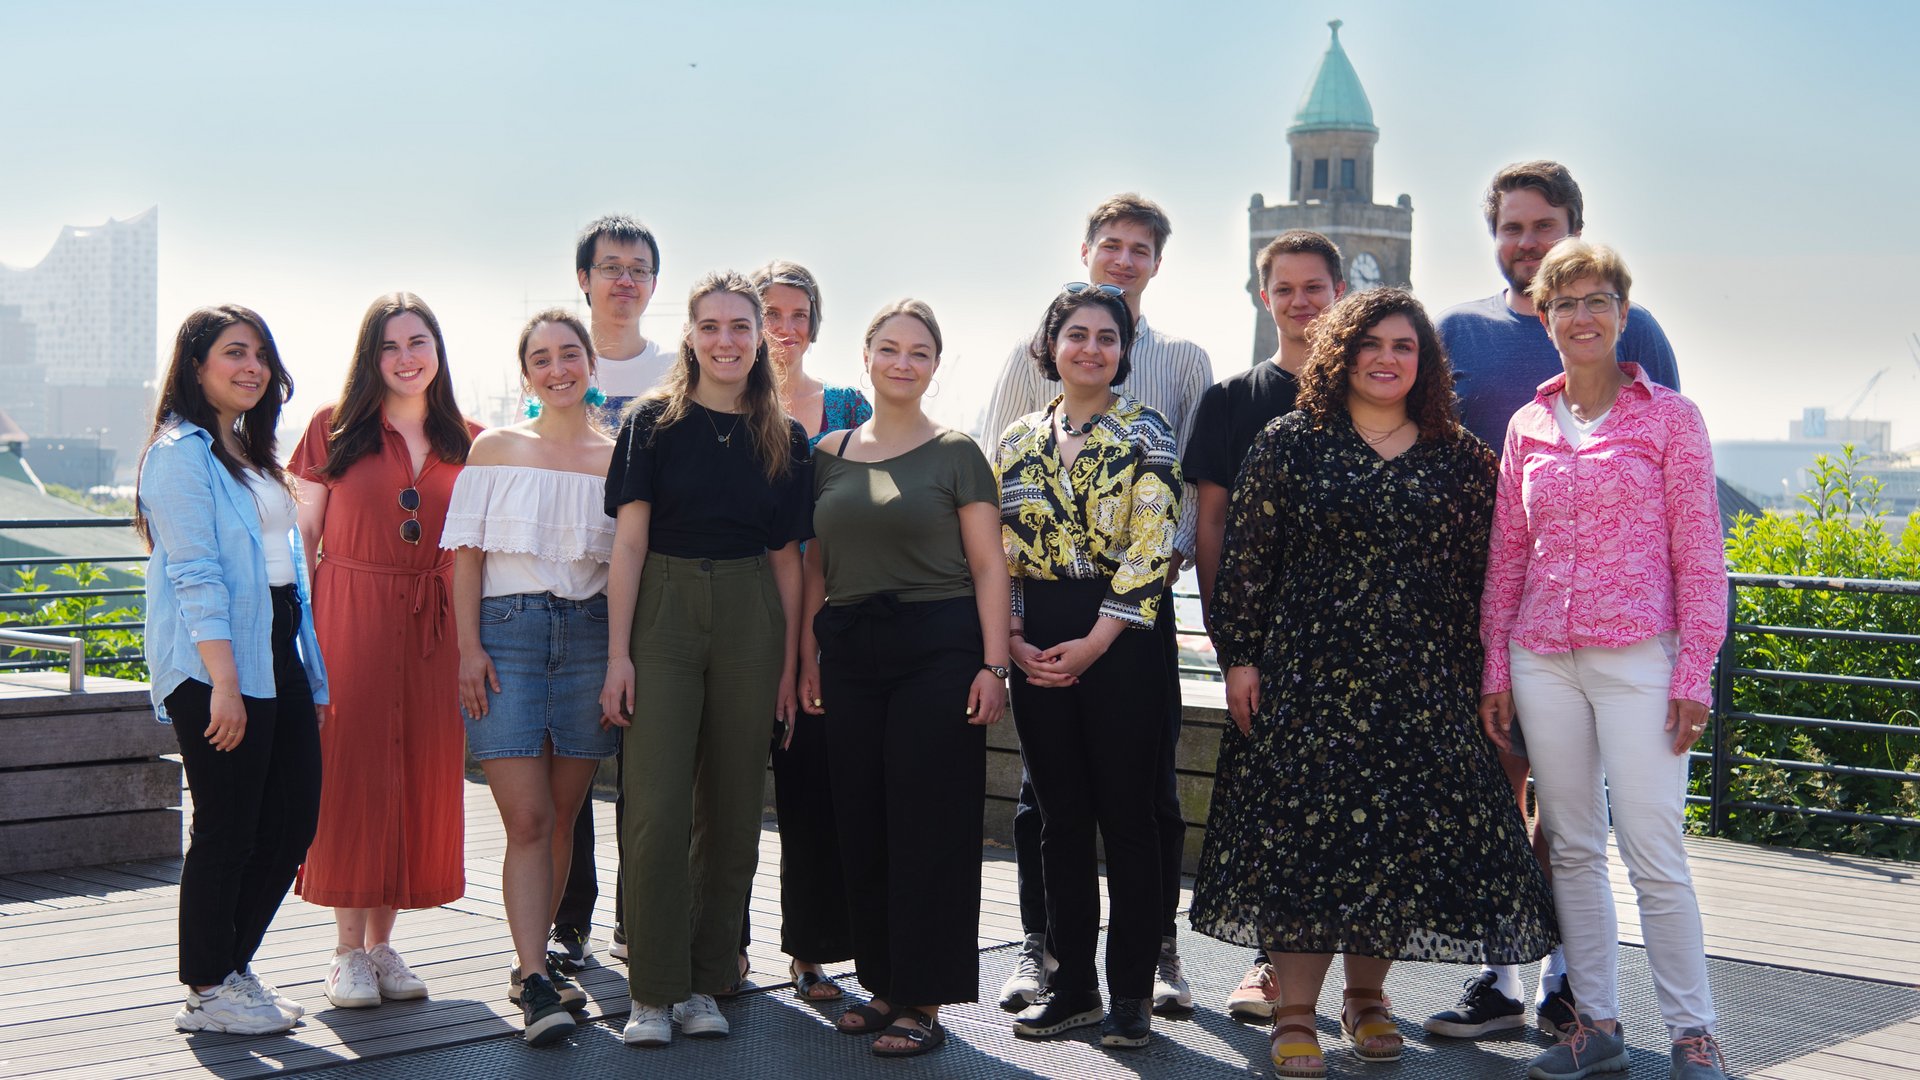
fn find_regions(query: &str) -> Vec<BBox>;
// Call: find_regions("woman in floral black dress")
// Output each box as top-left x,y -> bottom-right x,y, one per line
1189,288 -> 1556,1078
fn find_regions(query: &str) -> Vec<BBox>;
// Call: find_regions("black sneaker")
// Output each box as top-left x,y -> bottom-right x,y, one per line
547,925 -> 591,973
1101,997 -> 1152,1048
1535,981 -> 1578,1038
1421,970 -> 1525,1038
520,973 -> 578,1047
1012,991 -> 1104,1039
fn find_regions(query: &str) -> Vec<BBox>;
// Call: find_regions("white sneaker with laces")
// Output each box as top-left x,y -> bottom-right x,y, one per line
176,971 -> 296,1035
326,948 -> 382,1009
237,969 -> 303,1021
998,932 -> 1057,1011
623,1000 -> 672,1046
1152,935 -> 1193,1013
672,993 -> 730,1038
366,943 -> 428,1000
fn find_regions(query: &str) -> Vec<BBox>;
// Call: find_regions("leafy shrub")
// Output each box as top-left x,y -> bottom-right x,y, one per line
0,563 -> 148,682
1707,448 -> 1920,859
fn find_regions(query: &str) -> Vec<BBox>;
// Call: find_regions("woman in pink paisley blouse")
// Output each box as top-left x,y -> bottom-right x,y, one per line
1479,239 -> 1730,1080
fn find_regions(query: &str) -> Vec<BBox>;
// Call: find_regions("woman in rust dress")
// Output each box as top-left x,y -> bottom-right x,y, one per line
291,293 -> 479,1009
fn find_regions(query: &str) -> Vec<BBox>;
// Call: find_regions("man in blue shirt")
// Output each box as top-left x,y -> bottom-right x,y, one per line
1426,160 -> 1682,1042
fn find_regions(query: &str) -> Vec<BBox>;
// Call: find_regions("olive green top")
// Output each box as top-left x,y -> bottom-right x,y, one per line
812,430 -> 998,604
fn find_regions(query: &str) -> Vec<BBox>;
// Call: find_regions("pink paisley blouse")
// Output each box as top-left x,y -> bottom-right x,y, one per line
1481,363 -> 1727,705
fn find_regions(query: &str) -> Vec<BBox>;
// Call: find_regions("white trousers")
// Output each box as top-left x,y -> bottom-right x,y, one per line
1510,635 -> 1717,1035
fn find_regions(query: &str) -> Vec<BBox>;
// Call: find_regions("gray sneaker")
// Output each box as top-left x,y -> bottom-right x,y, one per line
1670,1028 -> 1727,1079
997,933 -> 1057,1011
1526,1012 -> 1629,1080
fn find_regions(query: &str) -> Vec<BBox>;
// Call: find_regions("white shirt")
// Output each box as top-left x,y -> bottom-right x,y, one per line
1552,395 -> 1612,450
441,466 -> 615,600
596,339 -> 674,405
243,468 -> 297,586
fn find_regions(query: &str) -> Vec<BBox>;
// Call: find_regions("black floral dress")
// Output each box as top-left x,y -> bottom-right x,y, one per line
1189,412 -> 1558,964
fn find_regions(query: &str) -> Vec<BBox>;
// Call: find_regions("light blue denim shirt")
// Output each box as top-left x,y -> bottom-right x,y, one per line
140,418 -> 329,721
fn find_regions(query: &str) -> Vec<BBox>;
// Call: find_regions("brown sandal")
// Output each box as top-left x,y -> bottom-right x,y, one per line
1341,987 -> 1404,1062
1270,1004 -> 1327,1078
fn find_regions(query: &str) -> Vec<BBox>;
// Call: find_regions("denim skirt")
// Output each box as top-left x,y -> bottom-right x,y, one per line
465,592 -> 619,760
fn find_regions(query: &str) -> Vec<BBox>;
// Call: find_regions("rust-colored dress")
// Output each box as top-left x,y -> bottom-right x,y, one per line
290,406 -> 477,909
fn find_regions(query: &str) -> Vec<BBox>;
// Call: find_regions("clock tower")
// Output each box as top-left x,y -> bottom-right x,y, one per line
1247,20 -> 1413,363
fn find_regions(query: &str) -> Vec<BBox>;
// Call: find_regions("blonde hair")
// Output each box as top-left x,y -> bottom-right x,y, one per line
1528,237 -> 1633,308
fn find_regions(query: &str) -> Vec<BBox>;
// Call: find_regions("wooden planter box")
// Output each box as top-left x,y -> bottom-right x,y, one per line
0,673 -> 181,873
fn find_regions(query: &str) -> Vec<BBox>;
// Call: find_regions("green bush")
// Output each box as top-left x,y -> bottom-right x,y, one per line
1706,448 -> 1920,859
0,563 -> 148,682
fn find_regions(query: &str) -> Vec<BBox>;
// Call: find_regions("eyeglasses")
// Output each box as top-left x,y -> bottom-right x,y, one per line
399,486 -> 421,545
1545,292 -> 1622,320
1064,281 -> 1128,301
593,263 -> 657,284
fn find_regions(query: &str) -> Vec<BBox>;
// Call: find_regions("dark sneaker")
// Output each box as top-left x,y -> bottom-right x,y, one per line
519,973 -> 577,1047
1423,970 -> 1525,1038
1101,997 -> 1152,1048
1536,982 -> 1579,1038
1526,1012 -> 1628,1080
548,925 -> 592,973
1012,991 -> 1104,1039
1670,1027 -> 1728,1079
510,965 -> 585,1008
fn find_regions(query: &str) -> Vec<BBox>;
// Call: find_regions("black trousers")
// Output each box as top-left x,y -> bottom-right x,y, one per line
169,584 -> 323,987
1013,600 -> 1185,940
556,762 -> 622,939
1010,579 -> 1165,1000
820,595 -> 986,1005
771,691 -> 853,963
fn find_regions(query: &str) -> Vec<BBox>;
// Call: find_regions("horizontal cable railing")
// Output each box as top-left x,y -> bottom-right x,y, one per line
0,516 -> 146,674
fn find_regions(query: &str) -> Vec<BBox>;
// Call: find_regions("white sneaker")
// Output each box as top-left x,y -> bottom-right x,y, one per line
998,932 -> 1057,1011
1151,936 -> 1193,1014
672,993 -> 730,1038
609,927 -> 629,961
326,949 -> 382,1009
237,969 -> 304,1021
175,971 -> 296,1035
366,943 -> 428,1000
623,1000 -> 672,1047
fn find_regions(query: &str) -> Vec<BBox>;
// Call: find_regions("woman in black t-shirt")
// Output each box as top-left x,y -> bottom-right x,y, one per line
599,271 -> 812,1046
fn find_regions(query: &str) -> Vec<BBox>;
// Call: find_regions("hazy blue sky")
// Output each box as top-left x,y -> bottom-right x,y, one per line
4,0 -> 1917,445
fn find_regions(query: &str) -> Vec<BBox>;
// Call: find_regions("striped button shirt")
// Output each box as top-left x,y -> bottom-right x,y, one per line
978,314 -> 1212,562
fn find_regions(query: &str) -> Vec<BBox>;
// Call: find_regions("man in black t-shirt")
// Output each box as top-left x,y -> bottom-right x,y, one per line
1181,229 -> 1343,1021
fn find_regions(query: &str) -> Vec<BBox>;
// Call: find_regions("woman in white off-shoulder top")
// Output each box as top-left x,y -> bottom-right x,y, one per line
442,310 -> 618,1047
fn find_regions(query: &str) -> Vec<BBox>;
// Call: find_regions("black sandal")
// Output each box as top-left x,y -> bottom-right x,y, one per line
837,1000 -> 900,1035
872,1008 -> 945,1057
791,961 -> 844,1001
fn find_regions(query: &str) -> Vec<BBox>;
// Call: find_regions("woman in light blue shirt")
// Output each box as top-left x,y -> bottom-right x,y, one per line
136,304 -> 328,1036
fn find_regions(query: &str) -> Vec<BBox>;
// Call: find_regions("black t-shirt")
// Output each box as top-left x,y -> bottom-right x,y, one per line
1180,360 -> 1301,488
605,400 -> 814,559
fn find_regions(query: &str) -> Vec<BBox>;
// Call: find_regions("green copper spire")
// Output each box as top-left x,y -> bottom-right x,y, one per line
1288,20 -> 1377,134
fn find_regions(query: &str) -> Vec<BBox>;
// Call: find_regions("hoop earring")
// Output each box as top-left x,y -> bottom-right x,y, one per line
859,366 -> 870,389
927,377 -> 940,399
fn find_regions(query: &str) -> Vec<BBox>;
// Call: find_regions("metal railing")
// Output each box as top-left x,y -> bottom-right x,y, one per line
0,516 -> 145,675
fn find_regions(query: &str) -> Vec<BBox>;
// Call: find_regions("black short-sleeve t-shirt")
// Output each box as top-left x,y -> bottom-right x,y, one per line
605,400 -> 814,559
1180,361 -> 1301,489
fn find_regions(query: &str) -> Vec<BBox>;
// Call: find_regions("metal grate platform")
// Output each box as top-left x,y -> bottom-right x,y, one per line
304,930 -> 1920,1079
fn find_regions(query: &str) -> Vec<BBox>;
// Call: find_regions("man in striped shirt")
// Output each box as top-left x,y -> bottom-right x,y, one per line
979,192 -> 1213,1020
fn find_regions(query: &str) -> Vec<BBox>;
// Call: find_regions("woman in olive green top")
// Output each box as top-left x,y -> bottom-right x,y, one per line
798,299 -> 1011,1058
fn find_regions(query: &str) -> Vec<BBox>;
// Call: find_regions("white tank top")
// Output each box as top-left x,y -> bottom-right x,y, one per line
243,468 -> 298,586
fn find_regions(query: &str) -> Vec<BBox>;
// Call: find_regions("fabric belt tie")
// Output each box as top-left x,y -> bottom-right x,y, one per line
321,552 -> 453,658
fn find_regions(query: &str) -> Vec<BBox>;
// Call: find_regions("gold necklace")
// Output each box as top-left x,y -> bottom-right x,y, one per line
1353,417 -> 1411,445
702,404 -> 742,446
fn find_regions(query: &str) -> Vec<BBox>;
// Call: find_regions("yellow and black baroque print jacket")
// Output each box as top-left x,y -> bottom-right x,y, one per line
994,394 -> 1180,628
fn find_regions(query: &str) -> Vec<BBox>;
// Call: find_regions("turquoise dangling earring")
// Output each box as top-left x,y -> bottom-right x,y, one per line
524,396 -> 542,418
584,386 -> 607,407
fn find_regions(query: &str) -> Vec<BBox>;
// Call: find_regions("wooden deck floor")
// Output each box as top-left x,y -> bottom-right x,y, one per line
0,781 -> 1914,1078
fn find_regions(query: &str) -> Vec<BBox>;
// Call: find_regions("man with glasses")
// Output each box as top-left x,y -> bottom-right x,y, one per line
549,214 -> 669,974
979,193 -> 1213,1023
1424,160 -> 1680,1042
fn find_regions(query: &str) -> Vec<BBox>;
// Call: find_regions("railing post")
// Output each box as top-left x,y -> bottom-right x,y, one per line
1709,577 -> 1736,838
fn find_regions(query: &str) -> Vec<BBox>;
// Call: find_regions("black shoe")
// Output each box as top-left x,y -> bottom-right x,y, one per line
547,925 -> 591,973
1101,997 -> 1152,1048
520,973 -> 578,1047
1535,981 -> 1578,1038
1012,991 -> 1103,1039
1422,970 -> 1524,1038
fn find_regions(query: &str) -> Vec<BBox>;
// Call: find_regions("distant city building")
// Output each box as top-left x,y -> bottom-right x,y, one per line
0,208 -> 158,483
1716,410 -> 1916,516
1246,20 -> 1413,363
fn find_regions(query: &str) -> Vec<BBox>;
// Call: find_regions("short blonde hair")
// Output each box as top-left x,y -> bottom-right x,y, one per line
1528,237 -> 1633,308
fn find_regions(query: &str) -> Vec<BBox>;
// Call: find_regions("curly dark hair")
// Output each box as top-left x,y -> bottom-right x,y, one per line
1296,287 -> 1460,441
1027,286 -> 1135,387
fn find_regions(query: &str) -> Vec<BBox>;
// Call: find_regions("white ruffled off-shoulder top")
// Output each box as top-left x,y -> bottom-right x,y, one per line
441,465 -> 615,600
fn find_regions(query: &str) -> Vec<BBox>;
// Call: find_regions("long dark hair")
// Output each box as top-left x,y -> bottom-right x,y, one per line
312,292 -> 472,480
641,271 -> 793,482
1027,286 -> 1135,386
1296,286 -> 1460,442
133,304 -> 294,548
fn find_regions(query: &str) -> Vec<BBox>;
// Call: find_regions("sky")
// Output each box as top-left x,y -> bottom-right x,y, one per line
3,0 -> 1919,447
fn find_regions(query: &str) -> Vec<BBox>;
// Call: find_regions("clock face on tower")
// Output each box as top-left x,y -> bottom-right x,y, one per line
1349,252 -> 1382,291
